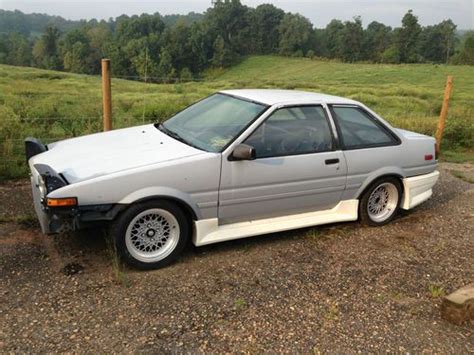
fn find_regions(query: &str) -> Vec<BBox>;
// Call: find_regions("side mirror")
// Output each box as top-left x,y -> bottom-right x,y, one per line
231,143 -> 256,161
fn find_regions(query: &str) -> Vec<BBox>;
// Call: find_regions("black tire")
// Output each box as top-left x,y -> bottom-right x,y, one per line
359,177 -> 402,226
110,200 -> 190,270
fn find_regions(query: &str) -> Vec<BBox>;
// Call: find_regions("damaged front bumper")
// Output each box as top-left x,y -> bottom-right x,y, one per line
28,155 -> 124,234
29,164 -> 75,233
30,172 -> 125,234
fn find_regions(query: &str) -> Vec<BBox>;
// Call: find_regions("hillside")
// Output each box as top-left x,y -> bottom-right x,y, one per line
219,56 -> 474,125
1,56 -> 473,179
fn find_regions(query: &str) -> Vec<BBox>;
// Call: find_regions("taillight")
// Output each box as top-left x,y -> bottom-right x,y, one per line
425,154 -> 434,161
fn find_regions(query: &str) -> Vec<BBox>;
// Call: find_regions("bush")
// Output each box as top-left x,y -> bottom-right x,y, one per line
381,45 -> 400,64
306,50 -> 315,59
291,50 -> 304,58
180,67 -> 193,82
443,118 -> 474,149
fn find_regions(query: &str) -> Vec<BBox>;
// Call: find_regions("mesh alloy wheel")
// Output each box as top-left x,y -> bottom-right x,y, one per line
111,200 -> 189,270
359,177 -> 402,226
367,182 -> 399,223
125,208 -> 180,263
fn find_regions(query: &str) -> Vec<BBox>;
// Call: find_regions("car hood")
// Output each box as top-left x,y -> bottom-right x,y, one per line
30,124 -> 205,183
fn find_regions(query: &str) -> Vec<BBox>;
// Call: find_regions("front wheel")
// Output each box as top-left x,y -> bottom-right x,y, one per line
110,200 -> 190,270
359,177 -> 402,226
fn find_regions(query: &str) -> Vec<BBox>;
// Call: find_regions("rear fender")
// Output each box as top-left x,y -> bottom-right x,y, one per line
355,166 -> 405,199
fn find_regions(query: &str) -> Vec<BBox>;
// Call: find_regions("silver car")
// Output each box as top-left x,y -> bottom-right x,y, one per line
26,90 -> 439,269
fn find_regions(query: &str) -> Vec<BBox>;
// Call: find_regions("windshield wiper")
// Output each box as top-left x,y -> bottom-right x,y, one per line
157,123 -> 202,150
158,123 -> 183,141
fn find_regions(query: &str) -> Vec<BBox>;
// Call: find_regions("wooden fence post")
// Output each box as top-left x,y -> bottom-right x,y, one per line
101,59 -> 112,131
435,75 -> 453,154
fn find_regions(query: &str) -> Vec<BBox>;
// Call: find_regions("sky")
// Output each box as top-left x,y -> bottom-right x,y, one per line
1,0 -> 473,29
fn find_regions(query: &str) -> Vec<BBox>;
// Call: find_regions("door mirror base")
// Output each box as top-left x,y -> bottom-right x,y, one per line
230,144 -> 256,161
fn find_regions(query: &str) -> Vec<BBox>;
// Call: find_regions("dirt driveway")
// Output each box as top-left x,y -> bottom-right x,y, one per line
1,164 -> 473,353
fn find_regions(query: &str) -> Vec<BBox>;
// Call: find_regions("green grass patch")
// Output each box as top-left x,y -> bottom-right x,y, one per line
428,284 -> 445,298
440,149 -> 474,163
450,170 -> 474,183
234,298 -> 248,311
0,214 -> 38,228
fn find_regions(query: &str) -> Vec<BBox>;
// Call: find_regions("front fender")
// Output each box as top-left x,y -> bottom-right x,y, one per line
118,186 -> 203,220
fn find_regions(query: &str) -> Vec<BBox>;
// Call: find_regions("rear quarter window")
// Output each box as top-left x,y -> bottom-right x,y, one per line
331,106 -> 398,149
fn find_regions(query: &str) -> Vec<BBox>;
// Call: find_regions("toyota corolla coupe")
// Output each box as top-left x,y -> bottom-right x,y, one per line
26,90 -> 439,269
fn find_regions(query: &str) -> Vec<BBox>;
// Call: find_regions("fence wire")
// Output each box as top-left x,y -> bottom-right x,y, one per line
0,71 -> 453,180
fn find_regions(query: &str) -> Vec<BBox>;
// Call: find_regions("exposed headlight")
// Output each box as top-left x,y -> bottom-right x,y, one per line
37,174 -> 47,198
34,164 -> 67,195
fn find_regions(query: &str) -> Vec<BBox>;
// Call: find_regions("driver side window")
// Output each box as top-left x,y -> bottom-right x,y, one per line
244,105 -> 334,159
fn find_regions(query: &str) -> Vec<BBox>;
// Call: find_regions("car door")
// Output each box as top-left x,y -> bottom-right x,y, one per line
218,104 -> 347,225
328,104 -> 404,200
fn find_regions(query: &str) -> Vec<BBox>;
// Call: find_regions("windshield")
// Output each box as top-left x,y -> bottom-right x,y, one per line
159,93 -> 268,152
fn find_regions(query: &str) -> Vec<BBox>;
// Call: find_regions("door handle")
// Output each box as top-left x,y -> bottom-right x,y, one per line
325,158 -> 340,165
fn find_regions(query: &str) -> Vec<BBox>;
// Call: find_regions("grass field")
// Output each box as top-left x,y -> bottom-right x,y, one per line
1,55 -> 473,179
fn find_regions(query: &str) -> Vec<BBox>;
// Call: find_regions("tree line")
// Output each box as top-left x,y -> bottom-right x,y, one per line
1,1 -> 473,81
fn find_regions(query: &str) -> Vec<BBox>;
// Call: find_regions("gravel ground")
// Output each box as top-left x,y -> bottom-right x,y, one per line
0,164 -> 473,353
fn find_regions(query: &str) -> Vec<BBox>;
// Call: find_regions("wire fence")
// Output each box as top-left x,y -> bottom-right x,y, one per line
0,66 -> 458,180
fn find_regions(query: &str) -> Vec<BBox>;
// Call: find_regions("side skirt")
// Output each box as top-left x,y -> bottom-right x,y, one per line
193,200 -> 359,246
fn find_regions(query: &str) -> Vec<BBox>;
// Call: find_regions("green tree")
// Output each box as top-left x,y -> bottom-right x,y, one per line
211,35 -> 235,67
418,20 -> 456,63
33,25 -> 62,69
340,17 -> 364,62
115,14 -> 165,43
396,10 -> 421,63
61,29 -> 90,73
131,48 -> 159,80
158,48 -> 175,81
278,13 -> 313,56
0,35 -> 7,63
381,44 -> 400,63
85,23 -> 113,73
249,4 -> 285,54
363,21 -> 392,62
188,22 -> 214,73
102,41 -> 131,77
452,32 -> 474,65
439,20 -> 457,64
162,20 -> 194,73
180,67 -> 193,81
63,42 -> 89,73
205,0 -> 251,60
1,33 -> 32,66
324,19 -> 344,58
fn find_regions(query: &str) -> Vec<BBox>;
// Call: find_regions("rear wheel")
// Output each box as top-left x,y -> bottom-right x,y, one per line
359,177 -> 402,226
110,200 -> 189,270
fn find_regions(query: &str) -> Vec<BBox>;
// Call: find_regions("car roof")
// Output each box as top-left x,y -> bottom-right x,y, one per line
219,89 -> 358,106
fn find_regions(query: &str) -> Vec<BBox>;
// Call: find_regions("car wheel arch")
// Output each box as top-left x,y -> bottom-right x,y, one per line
118,186 -> 202,221
128,195 -> 199,221
356,171 -> 405,201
